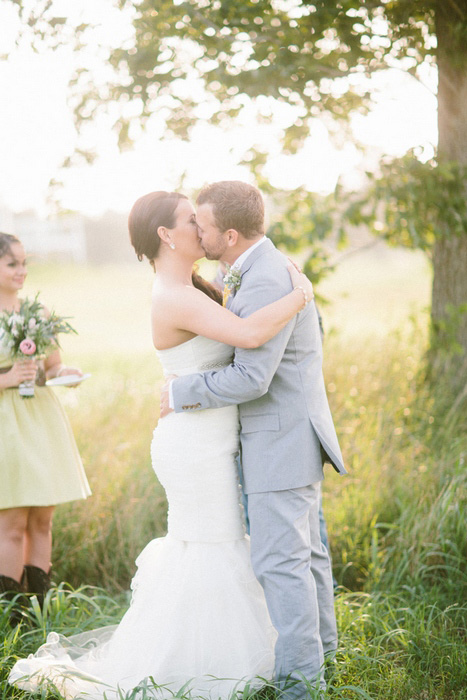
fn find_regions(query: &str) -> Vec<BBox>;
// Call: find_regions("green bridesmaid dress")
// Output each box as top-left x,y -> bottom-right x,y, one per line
0,349 -> 91,510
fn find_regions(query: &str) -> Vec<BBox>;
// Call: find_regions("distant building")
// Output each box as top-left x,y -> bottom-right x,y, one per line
83,211 -> 136,265
14,210 -> 87,263
0,204 -> 14,233
0,204 -> 136,264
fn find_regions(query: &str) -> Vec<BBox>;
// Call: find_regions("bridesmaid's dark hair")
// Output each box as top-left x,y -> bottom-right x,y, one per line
128,191 -> 222,305
0,232 -> 21,258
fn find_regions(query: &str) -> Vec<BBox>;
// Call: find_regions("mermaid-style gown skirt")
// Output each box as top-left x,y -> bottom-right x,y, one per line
9,337 -> 276,699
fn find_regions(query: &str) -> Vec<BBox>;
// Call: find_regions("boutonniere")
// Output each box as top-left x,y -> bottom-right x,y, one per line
222,264 -> 242,307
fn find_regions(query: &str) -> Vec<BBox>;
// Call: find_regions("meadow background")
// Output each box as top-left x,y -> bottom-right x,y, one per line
1,246 -> 466,699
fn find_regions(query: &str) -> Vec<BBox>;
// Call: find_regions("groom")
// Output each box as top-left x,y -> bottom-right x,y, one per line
162,181 -> 346,696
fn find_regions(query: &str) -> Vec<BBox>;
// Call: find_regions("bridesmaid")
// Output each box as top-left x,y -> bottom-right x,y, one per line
0,232 -> 91,622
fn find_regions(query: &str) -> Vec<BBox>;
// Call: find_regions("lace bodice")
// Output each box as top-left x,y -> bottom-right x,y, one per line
156,335 -> 234,377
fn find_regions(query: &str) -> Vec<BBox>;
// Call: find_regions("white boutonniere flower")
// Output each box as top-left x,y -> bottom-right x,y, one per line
222,264 -> 242,307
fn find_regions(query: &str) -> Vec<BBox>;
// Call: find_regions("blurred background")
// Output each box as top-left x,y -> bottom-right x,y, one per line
0,4 -> 466,697
0,0 -> 437,350
0,0 -> 459,584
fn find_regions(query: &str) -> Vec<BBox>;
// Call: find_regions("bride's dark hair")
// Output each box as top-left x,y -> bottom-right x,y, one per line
0,232 -> 21,258
128,191 -> 222,305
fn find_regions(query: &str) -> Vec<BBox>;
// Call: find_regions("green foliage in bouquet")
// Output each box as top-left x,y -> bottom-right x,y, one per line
0,294 -> 77,359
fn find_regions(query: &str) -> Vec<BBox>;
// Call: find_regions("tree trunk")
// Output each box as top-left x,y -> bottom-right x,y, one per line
433,0 -> 467,376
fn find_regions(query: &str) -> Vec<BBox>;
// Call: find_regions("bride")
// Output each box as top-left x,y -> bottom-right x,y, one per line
9,191 -> 314,700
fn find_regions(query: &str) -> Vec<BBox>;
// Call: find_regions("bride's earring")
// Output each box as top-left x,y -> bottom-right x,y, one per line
169,243 -> 175,250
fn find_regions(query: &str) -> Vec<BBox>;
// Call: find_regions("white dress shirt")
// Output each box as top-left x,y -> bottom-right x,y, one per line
229,236 -> 267,271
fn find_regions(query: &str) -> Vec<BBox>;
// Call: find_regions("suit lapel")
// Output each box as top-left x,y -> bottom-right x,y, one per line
226,290 -> 235,310
228,238 -> 275,312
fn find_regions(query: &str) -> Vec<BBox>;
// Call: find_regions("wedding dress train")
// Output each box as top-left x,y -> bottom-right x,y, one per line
9,336 -> 276,699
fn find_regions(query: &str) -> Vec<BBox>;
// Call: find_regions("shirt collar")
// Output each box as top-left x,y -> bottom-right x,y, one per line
231,236 -> 267,272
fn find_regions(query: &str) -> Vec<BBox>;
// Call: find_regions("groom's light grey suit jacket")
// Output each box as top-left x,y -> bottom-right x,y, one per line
172,238 -> 346,494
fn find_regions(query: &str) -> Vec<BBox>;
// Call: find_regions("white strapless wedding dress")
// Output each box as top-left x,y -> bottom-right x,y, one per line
9,337 -> 276,699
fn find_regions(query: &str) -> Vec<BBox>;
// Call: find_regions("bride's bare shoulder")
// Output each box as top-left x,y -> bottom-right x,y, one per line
151,284 -> 204,346
151,284 -> 201,315
152,283 -> 203,302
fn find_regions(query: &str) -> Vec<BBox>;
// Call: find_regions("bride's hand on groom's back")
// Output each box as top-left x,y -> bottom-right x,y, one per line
287,259 -> 314,304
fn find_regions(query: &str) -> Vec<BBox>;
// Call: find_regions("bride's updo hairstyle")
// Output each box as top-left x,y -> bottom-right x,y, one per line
128,191 -> 222,304
129,191 -> 185,263
0,232 -> 21,258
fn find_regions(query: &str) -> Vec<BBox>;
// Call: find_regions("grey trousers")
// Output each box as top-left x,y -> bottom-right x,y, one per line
248,483 -> 337,697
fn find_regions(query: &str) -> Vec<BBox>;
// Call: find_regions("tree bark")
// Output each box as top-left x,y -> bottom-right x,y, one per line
433,0 -> 467,372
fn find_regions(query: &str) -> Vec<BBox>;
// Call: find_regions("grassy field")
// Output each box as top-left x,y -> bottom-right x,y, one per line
1,248 -> 466,699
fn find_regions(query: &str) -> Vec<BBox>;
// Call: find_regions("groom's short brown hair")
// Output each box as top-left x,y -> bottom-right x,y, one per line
196,181 -> 264,239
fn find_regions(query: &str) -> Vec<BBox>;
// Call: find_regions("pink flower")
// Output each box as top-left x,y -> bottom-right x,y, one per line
19,338 -> 36,355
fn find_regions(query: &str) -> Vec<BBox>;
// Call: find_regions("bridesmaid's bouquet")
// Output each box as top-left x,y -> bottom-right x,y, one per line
0,295 -> 77,398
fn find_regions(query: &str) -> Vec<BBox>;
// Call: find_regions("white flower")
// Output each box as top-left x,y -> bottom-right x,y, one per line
28,318 -> 37,329
223,264 -> 242,292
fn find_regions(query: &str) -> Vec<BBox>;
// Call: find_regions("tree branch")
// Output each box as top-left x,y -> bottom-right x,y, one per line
331,240 -> 380,267
445,0 -> 466,21
387,64 -> 437,97
180,3 -> 234,41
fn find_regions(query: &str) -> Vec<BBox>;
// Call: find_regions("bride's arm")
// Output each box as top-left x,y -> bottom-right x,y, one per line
168,265 -> 313,349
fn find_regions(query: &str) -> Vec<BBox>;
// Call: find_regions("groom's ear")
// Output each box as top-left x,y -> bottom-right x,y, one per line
226,229 -> 239,247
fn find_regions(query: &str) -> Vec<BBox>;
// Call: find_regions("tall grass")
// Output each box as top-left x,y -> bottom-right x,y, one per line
52,353 -> 168,590
2,255 -> 466,698
321,326 -> 467,603
48,325 -> 466,603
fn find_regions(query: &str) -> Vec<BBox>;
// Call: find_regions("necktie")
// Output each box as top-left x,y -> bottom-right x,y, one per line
222,285 -> 231,307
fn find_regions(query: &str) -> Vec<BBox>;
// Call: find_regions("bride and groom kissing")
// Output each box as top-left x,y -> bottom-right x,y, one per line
9,181 -> 346,700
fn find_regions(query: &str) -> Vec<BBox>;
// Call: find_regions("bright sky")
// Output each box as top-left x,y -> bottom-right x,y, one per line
0,1 -> 438,217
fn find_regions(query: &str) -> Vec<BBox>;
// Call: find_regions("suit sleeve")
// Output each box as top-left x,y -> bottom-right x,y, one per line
172,273 -> 296,412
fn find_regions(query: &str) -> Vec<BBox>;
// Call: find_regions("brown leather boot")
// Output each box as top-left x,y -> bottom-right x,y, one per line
23,565 -> 52,607
0,574 -> 27,626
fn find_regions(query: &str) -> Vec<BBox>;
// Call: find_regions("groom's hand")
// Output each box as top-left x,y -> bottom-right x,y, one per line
160,374 -> 177,418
